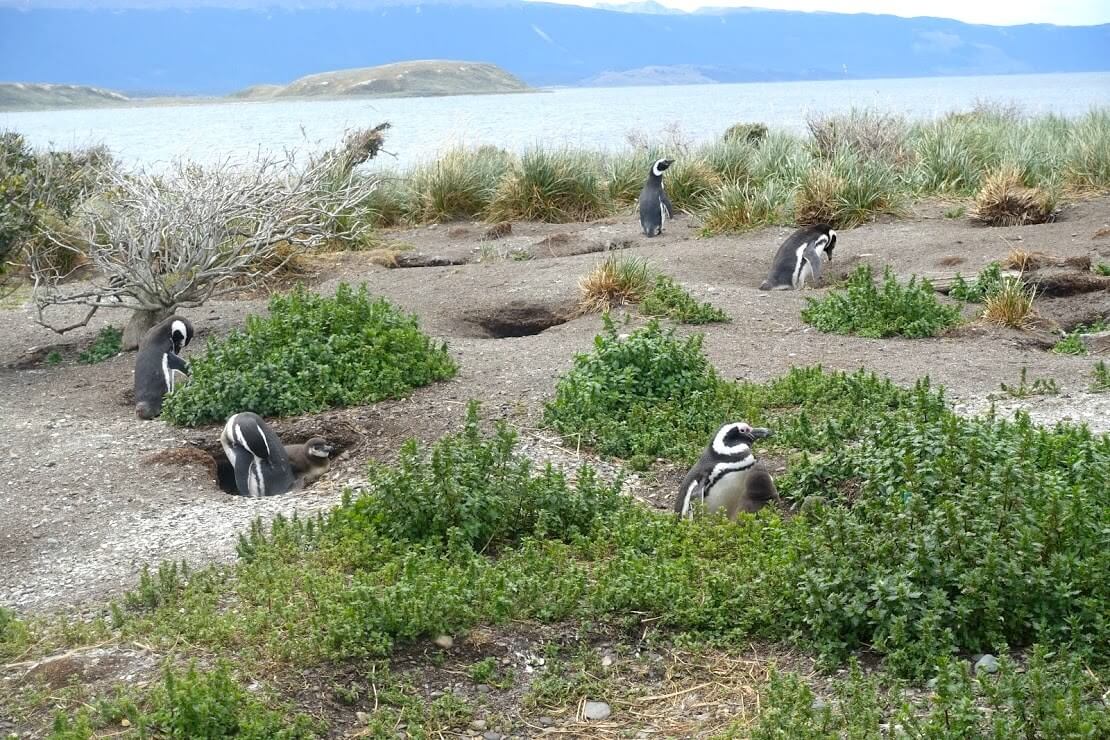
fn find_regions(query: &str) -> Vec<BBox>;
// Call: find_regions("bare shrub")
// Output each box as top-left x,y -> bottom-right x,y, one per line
30,129 -> 385,346
807,110 -> 913,166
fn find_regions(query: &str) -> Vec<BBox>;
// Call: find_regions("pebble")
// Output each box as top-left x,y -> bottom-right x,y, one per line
476,683 -> 491,694
469,719 -> 488,731
584,701 -> 611,721
434,634 -> 454,649
538,716 -> 555,727
482,733 -> 502,740
974,654 -> 1000,674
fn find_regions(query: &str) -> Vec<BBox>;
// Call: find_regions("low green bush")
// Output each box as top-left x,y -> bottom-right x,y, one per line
801,264 -> 962,338
77,325 -> 122,364
1093,360 -> 1110,392
639,275 -> 730,324
162,284 -> 456,425
949,262 -> 1003,302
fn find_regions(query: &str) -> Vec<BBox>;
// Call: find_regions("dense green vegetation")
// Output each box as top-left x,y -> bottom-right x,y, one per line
161,284 -> 456,425
949,262 -> 1004,303
577,256 -> 729,324
801,264 -> 962,338
639,274 -> 730,324
76,326 -> 122,364
356,107 -> 1110,231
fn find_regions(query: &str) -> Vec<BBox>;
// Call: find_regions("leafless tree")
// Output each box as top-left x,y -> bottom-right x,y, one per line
29,127 -> 386,348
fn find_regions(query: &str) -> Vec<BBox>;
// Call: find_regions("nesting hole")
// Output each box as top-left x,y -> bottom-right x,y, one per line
465,300 -> 572,338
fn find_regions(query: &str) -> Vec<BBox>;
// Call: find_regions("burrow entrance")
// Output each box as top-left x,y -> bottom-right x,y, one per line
464,300 -> 573,338
144,422 -> 363,494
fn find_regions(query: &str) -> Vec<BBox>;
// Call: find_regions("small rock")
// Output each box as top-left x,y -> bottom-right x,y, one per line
538,716 -> 555,727
974,654 -> 1000,674
434,634 -> 454,649
356,711 -> 370,724
601,654 -> 614,668
811,698 -> 827,711
926,677 -> 939,690
482,733 -> 502,740
584,701 -> 611,721
469,719 -> 488,731
476,683 -> 491,694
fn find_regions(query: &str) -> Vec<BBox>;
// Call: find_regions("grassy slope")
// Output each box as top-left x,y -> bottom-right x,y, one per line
0,83 -> 129,111
232,60 -> 531,100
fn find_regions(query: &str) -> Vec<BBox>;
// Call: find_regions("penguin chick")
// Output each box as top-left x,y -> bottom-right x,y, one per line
759,224 -> 837,291
638,158 -> 675,237
134,314 -> 194,420
284,437 -> 334,486
675,422 -> 777,520
220,412 -> 297,497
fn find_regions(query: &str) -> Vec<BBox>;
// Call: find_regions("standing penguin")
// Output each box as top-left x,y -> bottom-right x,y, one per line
133,315 -> 194,420
285,437 -> 335,486
638,158 -> 675,237
220,412 -> 297,497
674,422 -> 780,520
759,224 -> 837,290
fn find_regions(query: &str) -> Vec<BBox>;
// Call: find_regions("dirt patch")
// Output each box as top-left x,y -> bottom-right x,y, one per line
464,300 -> 574,338
1027,270 -> 1110,297
483,221 -> 513,240
395,252 -> 471,268
937,255 -> 966,267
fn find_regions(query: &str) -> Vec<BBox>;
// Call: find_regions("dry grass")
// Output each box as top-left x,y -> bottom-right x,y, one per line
982,276 -> 1036,328
1003,248 -> 1052,271
483,221 -> 513,240
577,255 -> 653,313
972,165 -> 1057,226
795,163 -> 845,226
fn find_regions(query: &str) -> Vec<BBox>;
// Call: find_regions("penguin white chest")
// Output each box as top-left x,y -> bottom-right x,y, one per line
704,468 -> 751,516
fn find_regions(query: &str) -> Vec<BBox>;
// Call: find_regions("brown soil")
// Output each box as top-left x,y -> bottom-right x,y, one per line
1,199 -> 1109,618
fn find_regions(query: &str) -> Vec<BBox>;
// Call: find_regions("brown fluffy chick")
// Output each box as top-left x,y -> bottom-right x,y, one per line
284,437 -> 334,485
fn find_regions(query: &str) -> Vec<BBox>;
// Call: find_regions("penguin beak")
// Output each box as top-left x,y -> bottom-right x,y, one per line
751,427 -> 773,439
664,159 -> 674,167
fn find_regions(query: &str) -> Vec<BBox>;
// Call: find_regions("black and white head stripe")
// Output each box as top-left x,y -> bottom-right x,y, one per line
712,422 -> 755,456
652,158 -> 673,177
170,319 -> 191,354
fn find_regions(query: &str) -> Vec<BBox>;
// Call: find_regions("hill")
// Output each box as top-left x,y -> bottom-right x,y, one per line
0,82 -> 129,111
231,61 -> 529,100
0,2 -> 1106,95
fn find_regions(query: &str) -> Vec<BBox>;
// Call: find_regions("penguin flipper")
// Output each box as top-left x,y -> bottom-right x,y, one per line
164,352 -> 189,376
661,193 -> 674,219
802,243 -> 824,286
675,475 -> 705,519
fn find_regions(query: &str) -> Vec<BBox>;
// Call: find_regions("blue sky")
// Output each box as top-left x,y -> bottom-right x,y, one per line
533,0 -> 1110,26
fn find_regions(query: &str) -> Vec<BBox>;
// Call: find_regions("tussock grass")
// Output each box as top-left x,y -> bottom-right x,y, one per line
405,147 -> 510,222
795,155 -> 904,229
577,254 -> 653,313
663,158 -> 721,211
972,165 -> 1057,226
1003,248 -> 1049,271
700,180 -> 791,233
722,122 -> 768,144
487,149 -> 609,223
981,276 -> 1036,328
808,109 -> 913,166
1064,109 -> 1110,191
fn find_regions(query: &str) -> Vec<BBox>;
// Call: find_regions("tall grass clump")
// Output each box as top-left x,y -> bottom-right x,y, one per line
577,254 -> 654,312
404,146 -> 511,222
162,283 -> 456,425
982,276 -> 1036,328
795,153 -> 905,228
486,149 -> 608,222
802,264 -> 961,338
699,180 -> 792,233
722,122 -> 768,145
972,164 -> 1057,226
662,158 -> 721,211
807,109 -> 913,167
604,150 -> 655,204
1064,109 -> 1110,191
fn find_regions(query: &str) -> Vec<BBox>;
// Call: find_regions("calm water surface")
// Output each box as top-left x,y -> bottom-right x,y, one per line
4,72 -> 1108,170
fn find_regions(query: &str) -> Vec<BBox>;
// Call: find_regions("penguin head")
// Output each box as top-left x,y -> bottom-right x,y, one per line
651,158 -> 674,177
816,225 -> 837,261
168,316 -> 194,354
712,422 -> 773,457
304,437 -> 334,459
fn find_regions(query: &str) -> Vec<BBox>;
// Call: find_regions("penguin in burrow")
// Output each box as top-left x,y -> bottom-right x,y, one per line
674,422 -> 780,520
133,314 -> 194,420
638,158 -> 675,237
759,224 -> 837,290
220,412 -> 298,497
284,437 -> 335,485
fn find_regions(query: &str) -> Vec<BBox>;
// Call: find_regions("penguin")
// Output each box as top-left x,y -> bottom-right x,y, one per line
220,412 -> 298,497
759,224 -> 837,290
284,437 -> 334,486
674,422 -> 780,520
638,158 -> 675,237
133,315 -> 194,420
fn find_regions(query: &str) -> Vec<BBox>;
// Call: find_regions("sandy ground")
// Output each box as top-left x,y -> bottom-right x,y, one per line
1,198 -> 1108,615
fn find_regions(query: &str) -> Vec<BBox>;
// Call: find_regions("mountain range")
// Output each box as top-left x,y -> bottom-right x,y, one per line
0,1 -> 1107,96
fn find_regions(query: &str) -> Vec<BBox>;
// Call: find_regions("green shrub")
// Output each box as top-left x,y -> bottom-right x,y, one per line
359,401 -> 622,551
949,262 -> 1004,302
486,149 -> 609,222
639,274 -> 730,324
722,122 -> 768,145
0,131 -> 38,270
1094,262 -> 1110,277
1053,332 -> 1088,355
77,325 -> 122,364
162,284 -> 456,425
1092,360 -> 1110,392
744,650 -> 1109,738
999,367 -> 1060,398
802,264 -> 961,338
